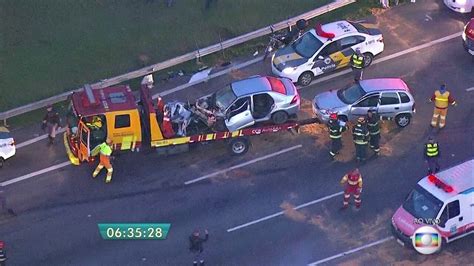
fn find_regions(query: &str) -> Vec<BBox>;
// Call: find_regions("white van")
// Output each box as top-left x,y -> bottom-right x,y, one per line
444,0 -> 474,13
391,159 -> 474,247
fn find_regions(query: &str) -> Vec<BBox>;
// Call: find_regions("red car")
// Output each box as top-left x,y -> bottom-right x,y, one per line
462,18 -> 474,56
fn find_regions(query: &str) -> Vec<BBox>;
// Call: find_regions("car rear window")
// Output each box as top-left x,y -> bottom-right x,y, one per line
349,22 -> 369,34
267,77 -> 286,94
399,92 -> 411,103
0,131 -> 11,139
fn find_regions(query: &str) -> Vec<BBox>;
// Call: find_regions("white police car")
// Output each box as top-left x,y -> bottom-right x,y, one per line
0,127 -> 15,168
272,20 -> 384,86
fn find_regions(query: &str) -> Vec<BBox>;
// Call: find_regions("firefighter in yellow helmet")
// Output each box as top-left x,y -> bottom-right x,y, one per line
429,84 -> 456,128
92,138 -> 114,183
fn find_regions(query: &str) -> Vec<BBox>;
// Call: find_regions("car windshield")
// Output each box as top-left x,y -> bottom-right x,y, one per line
214,85 -> 237,111
349,22 -> 369,34
402,185 -> 443,220
337,83 -> 366,104
292,32 -> 323,58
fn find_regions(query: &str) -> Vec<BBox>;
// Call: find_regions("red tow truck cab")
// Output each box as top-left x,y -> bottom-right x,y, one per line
462,18 -> 474,56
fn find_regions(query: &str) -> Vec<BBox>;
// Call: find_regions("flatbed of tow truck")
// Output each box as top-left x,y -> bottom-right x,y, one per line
64,76 -> 319,165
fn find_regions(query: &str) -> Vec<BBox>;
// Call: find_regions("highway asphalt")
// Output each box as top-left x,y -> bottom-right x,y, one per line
1,1 -> 473,265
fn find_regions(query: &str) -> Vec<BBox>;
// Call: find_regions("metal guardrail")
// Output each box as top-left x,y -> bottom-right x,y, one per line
0,0 -> 356,125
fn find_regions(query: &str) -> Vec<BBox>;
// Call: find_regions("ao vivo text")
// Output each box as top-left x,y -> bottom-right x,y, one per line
413,218 -> 441,225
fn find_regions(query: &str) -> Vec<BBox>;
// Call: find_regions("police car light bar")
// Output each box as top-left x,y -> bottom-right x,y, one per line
315,23 -> 335,40
428,174 -> 454,193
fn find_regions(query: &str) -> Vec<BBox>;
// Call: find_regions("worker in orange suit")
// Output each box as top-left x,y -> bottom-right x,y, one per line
92,138 -> 114,183
429,84 -> 456,128
340,168 -> 363,209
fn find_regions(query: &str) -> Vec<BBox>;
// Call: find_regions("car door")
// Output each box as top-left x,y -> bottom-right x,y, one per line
225,96 -> 255,132
78,120 -> 91,162
311,41 -> 339,76
349,93 -> 379,119
378,92 -> 401,118
437,199 -> 463,240
332,35 -> 366,69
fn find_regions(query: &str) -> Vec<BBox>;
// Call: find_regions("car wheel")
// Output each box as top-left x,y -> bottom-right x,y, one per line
395,114 -> 411,127
229,138 -> 250,156
337,115 -> 348,122
0,157 -> 4,169
298,71 -> 313,86
363,53 -> 374,67
272,111 -> 289,124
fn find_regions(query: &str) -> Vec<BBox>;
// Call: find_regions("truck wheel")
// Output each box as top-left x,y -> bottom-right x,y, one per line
297,71 -> 313,86
395,114 -> 411,127
272,111 -> 289,124
229,138 -> 250,156
0,157 -> 4,168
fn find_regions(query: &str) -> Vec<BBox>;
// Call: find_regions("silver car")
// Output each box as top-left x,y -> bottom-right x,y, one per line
313,78 -> 415,127
196,76 -> 300,132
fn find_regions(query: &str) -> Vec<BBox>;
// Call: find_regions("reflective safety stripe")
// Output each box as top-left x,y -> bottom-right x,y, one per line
426,143 -> 439,157
434,90 -> 450,108
330,135 -> 342,139
348,180 -> 359,185
355,140 -> 368,145
369,130 -> 380,135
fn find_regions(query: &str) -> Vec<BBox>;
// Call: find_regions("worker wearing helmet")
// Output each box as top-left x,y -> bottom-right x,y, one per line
352,116 -> 369,162
350,48 -> 365,82
340,168 -> 363,209
327,113 -> 346,158
429,84 -> 456,128
92,138 -> 114,183
366,109 -> 381,155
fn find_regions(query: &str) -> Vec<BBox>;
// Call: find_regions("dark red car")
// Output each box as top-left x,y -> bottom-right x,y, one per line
462,18 -> 474,56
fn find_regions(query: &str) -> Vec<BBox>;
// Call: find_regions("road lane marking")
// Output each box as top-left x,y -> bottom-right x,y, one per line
16,128 -> 66,149
184,144 -> 303,185
307,236 -> 394,265
227,191 -> 344,232
466,87 -> 474,92
0,161 -> 71,187
15,32 -> 462,150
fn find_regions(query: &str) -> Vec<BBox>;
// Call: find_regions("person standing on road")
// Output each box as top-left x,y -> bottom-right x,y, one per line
92,138 -> 114,183
366,110 -> 381,155
0,241 -> 6,266
327,113 -> 347,159
352,117 -> 369,162
189,229 -> 209,266
42,105 -> 60,145
0,189 -> 15,217
424,136 -> 440,175
340,168 -> 363,209
429,84 -> 456,129
350,48 -> 366,82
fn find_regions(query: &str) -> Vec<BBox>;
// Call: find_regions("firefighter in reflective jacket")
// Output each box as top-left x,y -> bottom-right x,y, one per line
340,168 -> 363,209
328,113 -> 346,158
92,138 -> 114,183
429,84 -> 456,128
366,110 -> 381,155
424,136 -> 440,175
0,241 -> 6,266
350,48 -> 365,82
352,117 -> 369,162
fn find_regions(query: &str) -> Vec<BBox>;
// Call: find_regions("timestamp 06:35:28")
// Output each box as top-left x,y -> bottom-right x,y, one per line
98,223 -> 171,240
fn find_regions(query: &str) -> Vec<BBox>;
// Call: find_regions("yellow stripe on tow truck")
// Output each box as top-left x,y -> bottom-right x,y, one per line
153,136 -> 191,147
63,132 -> 80,165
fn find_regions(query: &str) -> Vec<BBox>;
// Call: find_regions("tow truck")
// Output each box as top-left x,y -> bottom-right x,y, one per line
64,75 -> 317,165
